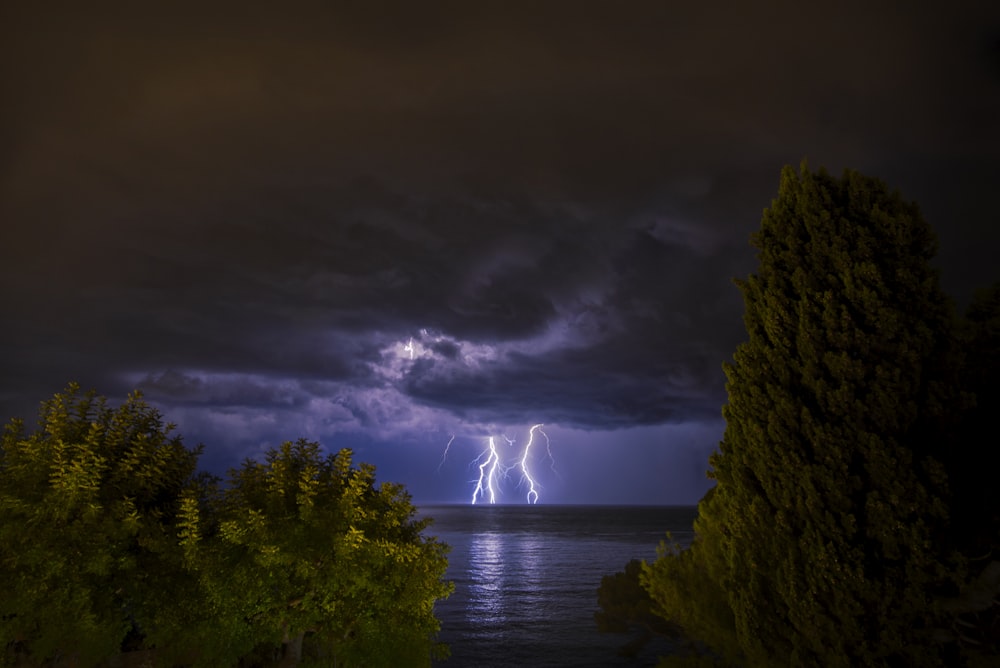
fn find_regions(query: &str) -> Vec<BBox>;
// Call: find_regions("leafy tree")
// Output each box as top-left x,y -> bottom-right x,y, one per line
641,490 -> 741,666
950,282 -> 1000,556
179,439 -> 453,667
929,281 -> 1000,663
0,384 -> 201,667
644,165 -> 957,666
596,558 -> 682,658
2,388 -> 453,667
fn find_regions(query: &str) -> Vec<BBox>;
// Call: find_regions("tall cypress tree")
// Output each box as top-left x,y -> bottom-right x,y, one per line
951,282 -> 1000,556
644,164 -> 955,667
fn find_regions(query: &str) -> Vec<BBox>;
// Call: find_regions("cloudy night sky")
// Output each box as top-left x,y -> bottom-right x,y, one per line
2,2 -> 998,505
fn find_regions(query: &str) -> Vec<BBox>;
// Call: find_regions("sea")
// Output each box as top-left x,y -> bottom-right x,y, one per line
417,505 -> 698,668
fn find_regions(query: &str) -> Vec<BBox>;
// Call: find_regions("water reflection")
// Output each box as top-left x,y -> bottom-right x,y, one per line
425,506 -> 700,667
468,531 -> 506,621
466,529 -> 547,628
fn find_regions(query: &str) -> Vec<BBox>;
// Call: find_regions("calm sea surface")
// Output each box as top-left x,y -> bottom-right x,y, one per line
418,505 -> 698,668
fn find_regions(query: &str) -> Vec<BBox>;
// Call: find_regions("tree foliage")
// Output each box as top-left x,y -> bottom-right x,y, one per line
643,164 -> 959,667
1,386 -> 452,667
179,440 -> 453,667
595,558 -> 681,658
0,384 -> 200,666
950,282 -> 1000,556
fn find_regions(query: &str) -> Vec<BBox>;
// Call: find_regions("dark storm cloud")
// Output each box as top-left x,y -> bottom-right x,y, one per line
1,1 -> 998,500
136,370 -> 313,410
401,345 -> 722,429
394,225 -> 744,428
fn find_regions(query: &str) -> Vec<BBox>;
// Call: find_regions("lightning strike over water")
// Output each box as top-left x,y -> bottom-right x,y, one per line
468,424 -> 554,505
471,437 -> 501,505
390,334 -> 557,504
519,424 -> 544,504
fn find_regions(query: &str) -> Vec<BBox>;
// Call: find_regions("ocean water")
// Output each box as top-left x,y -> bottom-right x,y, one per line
418,505 -> 698,668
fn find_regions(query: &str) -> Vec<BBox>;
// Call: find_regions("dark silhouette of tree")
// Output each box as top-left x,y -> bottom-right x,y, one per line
643,164 -> 958,667
951,282 -> 1000,556
931,282 -> 1000,661
596,558 -> 681,657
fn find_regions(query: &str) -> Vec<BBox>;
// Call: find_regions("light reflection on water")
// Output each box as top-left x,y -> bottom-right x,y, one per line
468,531 -> 507,622
422,505 -> 696,667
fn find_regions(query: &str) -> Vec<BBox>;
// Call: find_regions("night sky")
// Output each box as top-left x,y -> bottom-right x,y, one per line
2,2 -> 998,504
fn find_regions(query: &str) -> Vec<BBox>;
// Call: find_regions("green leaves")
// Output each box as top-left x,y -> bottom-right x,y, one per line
192,443 -> 453,666
644,165 -> 960,667
1,384 -> 201,667
2,390 -> 452,667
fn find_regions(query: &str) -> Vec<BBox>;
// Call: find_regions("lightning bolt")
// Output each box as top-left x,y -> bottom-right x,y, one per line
471,437 -> 501,505
534,424 -> 559,476
438,434 -> 455,473
467,424 -> 555,505
403,338 -> 415,360
519,424 -> 544,504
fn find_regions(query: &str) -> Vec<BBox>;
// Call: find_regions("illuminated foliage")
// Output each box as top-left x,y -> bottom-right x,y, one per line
1,388 -> 452,667
179,440 -> 453,666
595,558 -> 682,658
0,384 -> 200,667
644,165 -> 957,666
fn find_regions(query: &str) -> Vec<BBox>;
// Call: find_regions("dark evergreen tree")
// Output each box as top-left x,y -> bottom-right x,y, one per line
596,559 -> 681,658
951,282 -> 1000,557
644,164 -> 956,667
